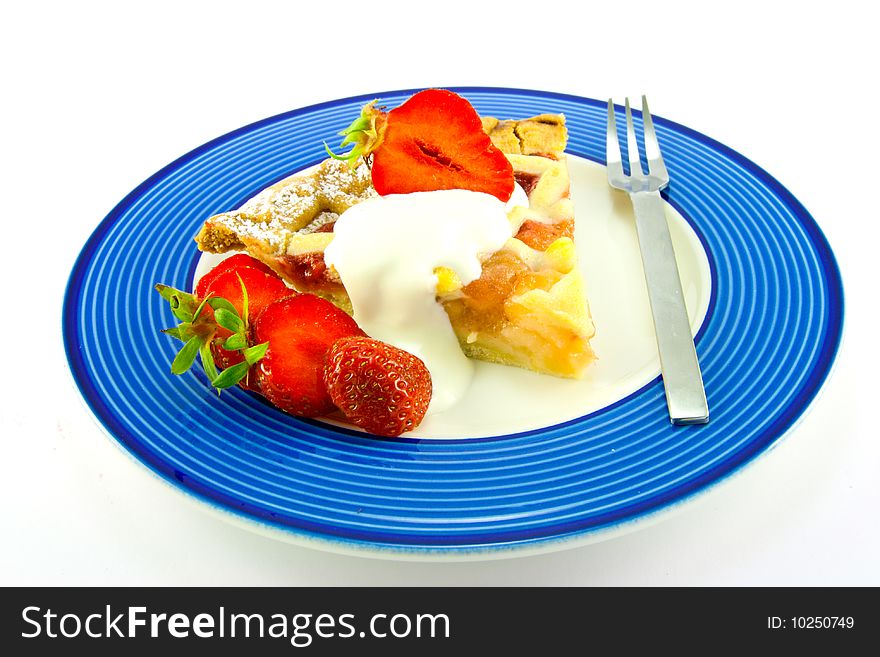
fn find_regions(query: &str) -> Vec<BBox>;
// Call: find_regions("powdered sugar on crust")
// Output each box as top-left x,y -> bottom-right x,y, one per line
196,159 -> 375,255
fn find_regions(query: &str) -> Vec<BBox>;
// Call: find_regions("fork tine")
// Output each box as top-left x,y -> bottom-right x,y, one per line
641,95 -> 668,181
624,98 -> 643,176
606,99 -> 624,179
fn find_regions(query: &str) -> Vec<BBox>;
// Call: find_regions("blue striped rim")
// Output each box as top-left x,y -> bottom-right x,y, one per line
62,88 -> 843,552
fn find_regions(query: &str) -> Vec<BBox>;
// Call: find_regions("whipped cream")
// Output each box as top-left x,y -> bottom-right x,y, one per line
324,188 -> 524,413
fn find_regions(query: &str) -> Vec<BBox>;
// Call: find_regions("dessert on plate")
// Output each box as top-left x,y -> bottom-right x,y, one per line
156,89 -> 596,436
196,92 -> 595,379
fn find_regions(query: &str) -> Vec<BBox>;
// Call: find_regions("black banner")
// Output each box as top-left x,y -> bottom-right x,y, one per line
1,587 -> 872,654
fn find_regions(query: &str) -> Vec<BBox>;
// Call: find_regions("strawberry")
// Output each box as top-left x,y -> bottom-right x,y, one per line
155,262 -> 289,391
323,336 -> 432,437
200,267 -> 291,387
195,253 -> 278,298
201,266 -> 290,323
253,295 -> 365,417
328,89 -> 514,202
156,282 -> 265,391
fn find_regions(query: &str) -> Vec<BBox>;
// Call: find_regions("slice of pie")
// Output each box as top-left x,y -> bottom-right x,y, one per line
195,113 -> 596,378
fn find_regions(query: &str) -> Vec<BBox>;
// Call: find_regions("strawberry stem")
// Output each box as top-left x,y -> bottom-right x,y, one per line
324,100 -> 384,165
155,279 -> 269,392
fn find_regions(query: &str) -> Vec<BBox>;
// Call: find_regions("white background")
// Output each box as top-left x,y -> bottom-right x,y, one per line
1,1 -> 876,585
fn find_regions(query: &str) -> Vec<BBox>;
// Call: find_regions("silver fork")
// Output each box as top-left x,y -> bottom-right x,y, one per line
607,96 -> 709,425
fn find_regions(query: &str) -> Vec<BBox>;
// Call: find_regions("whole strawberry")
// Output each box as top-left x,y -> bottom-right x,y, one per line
323,337 -> 432,437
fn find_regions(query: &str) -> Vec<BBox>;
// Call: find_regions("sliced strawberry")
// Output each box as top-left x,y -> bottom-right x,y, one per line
323,336 -> 432,437
253,295 -> 364,417
202,267 -> 291,320
195,254 -> 278,298
372,89 -> 514,202
330,89 -> 515,202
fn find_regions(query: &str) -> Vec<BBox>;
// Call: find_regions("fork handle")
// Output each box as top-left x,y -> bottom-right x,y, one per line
630,190 -> 709,424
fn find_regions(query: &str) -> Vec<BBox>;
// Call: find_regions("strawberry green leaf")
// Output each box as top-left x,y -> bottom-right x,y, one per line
155,284 -> 200,323
325,100 -> 381,165
340,111 -> 374,138
214,308 -> 245,333
211,361 -> 251,390
155,283 -> 190,304
171,305 -> 192,323
199,341 -> 219,385
163,322 -> 201,343
243,342 -> 269,365
237,273 -> 250,326
162,326 -> 185,341
207,296 -> 237,315
191,295 -> 213,322
223,333 -> 248,351
171,336 -> 204,375
324,140 -> 364,163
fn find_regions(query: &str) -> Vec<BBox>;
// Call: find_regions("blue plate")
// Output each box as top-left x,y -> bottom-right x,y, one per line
63,88 -> 843,556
